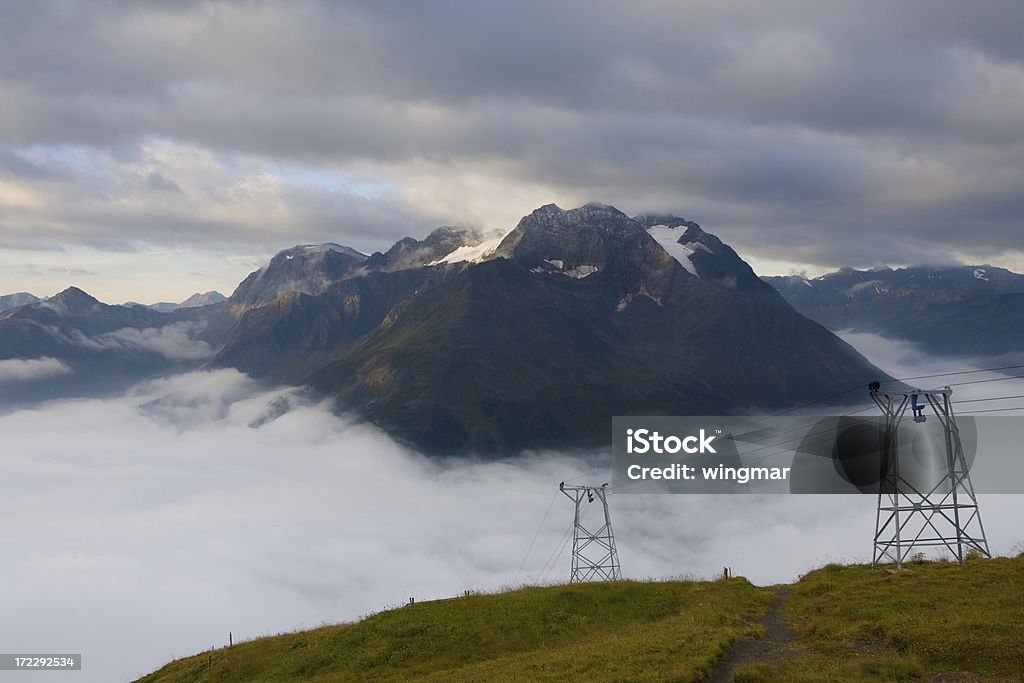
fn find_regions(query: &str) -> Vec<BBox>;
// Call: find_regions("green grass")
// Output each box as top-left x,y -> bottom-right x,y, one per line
734,663 -> 777,682
768,555 -> 1024,682
135,578 -> 770,683
137,556 -> 1024,682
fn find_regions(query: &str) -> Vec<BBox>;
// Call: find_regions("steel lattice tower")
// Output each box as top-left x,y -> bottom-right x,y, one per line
870,386 -> 990,568
559,483 -> 622,582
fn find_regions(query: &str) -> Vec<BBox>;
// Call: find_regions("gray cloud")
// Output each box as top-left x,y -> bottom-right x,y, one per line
1,1 -> 1023,286
143,171 -> 181,193
48,266 -> 97,276
0,356 -> 71,382
73,322 -> 216,361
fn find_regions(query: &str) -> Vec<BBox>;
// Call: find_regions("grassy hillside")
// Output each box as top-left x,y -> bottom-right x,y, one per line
751,555 -> 1024,682
138,556 -> 1024,683
137,579 -> 770,682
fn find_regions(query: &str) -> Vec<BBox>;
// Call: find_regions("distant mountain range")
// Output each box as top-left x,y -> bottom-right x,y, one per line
132,291 -> 227,313
0,290 -> 227,313
764,266 -> 1024,359
0,287 -> 236,406
1,203 -> 891,453
0,288 -> 230,405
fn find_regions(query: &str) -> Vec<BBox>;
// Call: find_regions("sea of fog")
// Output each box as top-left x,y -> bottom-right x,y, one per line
1,332 -> 1023,682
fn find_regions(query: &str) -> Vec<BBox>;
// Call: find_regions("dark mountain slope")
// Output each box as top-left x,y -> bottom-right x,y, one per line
214,266 -> 456,383
308,258 -> 722,452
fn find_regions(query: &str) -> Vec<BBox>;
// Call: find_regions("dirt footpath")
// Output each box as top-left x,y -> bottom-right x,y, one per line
708,588 -> 795,682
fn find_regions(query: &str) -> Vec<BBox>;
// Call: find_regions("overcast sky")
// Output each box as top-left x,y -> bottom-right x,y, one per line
2,1 -> 1024,302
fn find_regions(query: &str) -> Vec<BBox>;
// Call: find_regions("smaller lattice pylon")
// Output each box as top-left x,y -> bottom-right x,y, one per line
559,482 -> 622,582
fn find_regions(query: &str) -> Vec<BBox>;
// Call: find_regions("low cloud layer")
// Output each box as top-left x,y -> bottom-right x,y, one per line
2,335 -> 1024,682
2,1 -> 1024,301
0,356 -> 70,382
87,322 -> 216,361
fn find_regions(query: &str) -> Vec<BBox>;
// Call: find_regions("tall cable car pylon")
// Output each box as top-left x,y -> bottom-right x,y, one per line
869,384 -> 990,568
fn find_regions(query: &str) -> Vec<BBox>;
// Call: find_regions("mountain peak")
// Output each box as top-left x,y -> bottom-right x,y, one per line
526,202 -> 631,222
44,286 -> 104,315
679,223 -> 720,249
287,243 -> 368,260
0,291 -> 41,312
535,203 -> 564,214
176,291 -> 227,309
493,202 -> 643,265
366,225 -> 481,271
53,286 -> 100,304
421,225 -> 479,250
230,243 -> 369,307
581,201 -> 622,211
638,218 -> 766,290
575,202 -> 631,220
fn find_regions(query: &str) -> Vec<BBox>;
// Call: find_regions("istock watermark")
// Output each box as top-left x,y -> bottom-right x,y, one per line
611,415 -> 1024,494
625,428 -> 719,454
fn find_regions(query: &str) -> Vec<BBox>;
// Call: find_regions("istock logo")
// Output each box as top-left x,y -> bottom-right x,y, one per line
626,428 -> 717,454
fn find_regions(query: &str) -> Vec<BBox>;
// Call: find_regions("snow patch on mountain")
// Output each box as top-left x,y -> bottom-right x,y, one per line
429,232 -> 508,265
646,225 -> 699,277
566,264 -> 599,279
529,259 -> 599,279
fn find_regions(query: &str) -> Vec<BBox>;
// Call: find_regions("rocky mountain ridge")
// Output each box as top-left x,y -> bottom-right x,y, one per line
2,203 -> 889,453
